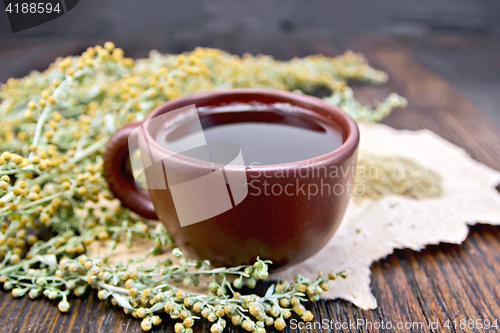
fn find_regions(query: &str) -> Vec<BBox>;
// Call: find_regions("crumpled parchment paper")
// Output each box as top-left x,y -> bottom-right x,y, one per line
273,123 -> 500,309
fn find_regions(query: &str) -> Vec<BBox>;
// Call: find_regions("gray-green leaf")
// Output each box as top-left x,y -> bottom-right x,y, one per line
264,284 -> 275,297
112,293 -> 133,310
36,254 -> 57,268
147,301 -> 166,313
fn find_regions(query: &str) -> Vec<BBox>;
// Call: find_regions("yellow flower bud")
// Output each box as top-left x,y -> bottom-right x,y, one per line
44,131 -> 54,140
104,41 -> 115,51
2,152 -> 12,161
52,78 -> 61,87
51,111 -> 62,122
51,197 -> 62,208
40,214 -> 49,224
302,310 -> 314,322
128,288 -> 138,297
31,156 -> 40,164
274,318 -> 286,331
12,155 -> 23,164
17,132 -> 27,140
122,58 -> 134,66
49,120 -> 58,130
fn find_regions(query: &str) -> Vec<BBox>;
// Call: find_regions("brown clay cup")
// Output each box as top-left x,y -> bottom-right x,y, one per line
103,89 -> 359,270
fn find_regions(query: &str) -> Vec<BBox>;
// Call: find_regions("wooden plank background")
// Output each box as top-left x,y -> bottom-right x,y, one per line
2,1 -> 500,37
1,35 -> 500,333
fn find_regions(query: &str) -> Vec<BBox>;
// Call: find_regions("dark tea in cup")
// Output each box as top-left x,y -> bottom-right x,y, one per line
155,102 -> 344,166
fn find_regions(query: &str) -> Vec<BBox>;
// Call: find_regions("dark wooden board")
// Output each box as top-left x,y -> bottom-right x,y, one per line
1,35 -> 500,333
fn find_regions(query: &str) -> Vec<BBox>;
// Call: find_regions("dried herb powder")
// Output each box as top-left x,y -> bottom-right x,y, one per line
355,154 -> 444,201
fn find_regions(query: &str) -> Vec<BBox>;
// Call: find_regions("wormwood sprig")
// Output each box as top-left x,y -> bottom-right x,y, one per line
0,213 -> 345,332
0,42 -> 397,331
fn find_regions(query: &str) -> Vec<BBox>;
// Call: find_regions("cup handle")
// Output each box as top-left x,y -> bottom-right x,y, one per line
103,122 -> 159,220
